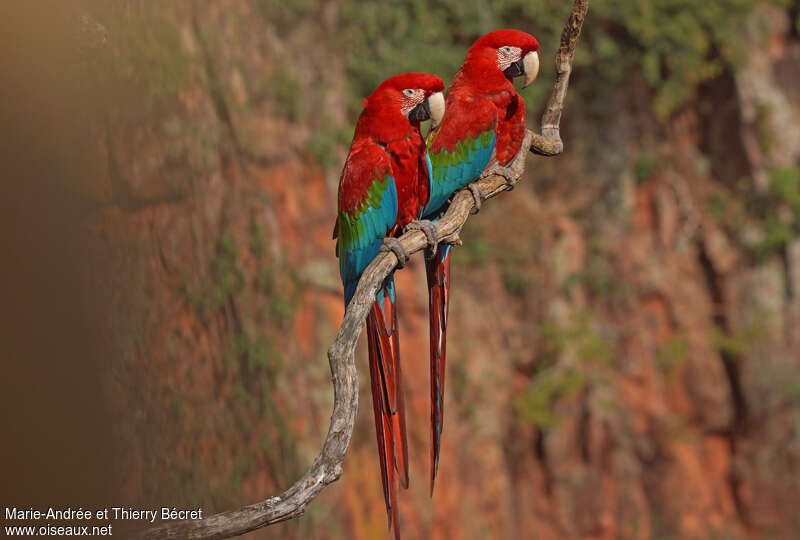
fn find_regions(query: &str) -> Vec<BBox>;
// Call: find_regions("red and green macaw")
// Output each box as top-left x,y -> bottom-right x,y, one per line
422,29 -> 540,493
334,72 -> 445,538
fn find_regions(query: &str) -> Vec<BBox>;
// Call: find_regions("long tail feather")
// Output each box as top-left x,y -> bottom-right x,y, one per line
393,366 -> 409,489
374,280 -> 399,415
369,276 -> 407,538
376,277 -> 409,488
367,312 -> 394,519
386,278 -> 409,489
426,243 -> 451,495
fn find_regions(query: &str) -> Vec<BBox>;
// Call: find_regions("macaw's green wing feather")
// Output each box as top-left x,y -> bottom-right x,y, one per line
423,92 -> 497,217
336,143 -> 398,306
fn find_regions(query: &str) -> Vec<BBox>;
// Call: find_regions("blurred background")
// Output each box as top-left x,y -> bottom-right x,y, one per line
1,0 -> 800,539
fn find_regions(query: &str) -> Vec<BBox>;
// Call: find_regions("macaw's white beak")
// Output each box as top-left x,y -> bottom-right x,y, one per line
428,91 -> 445,128
522,51 -> 540,88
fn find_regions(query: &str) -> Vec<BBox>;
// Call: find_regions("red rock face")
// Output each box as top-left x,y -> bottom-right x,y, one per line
15,2 -> 798,540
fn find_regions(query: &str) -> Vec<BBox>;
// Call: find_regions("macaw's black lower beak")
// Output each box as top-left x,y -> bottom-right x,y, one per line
408,99 -> 431,123
503,58 -> 525,81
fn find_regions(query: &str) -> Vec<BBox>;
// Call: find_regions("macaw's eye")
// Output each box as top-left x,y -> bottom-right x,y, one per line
501,46 -> 512,54
403,89 -> 415,96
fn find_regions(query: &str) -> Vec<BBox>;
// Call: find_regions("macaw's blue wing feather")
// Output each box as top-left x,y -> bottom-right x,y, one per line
423,129 -> 496,217
336,144 -> 398,307
423,91 -> 498,218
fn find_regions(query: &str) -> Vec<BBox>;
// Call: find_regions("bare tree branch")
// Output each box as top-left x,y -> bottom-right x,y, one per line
531,0 -> 587,156
130,2 -> 588,538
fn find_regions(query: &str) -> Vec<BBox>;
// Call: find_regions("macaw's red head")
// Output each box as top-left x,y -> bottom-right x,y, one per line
356,72 -> 446,141
464,29 -> 540,90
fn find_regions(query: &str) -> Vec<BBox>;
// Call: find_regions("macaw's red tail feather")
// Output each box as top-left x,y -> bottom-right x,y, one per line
394,376 -> 409,489
389,475 -> 401,540
375,276 -> 409,489
374,280 -> 399,415
367,312 -> 394,517
426,244 -> 451,495
368,277 -> 408,538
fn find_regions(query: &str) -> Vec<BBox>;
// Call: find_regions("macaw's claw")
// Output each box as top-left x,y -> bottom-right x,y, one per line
405,219 -> 439,257
467,183 -> 485,214
440,231 -> 462,246
492,165 -> 519,191
379,238 -> 410,269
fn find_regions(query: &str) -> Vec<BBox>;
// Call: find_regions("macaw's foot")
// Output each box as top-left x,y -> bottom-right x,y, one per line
490,165 -> 519,191
440,231 -> 462,246
405,219 -> 439,257
379,237 -> 410,269
467,183 -> 485,214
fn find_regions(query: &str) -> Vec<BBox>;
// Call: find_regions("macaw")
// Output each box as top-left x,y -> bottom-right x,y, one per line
334,72 -> 445,538
421,29 -> 540,494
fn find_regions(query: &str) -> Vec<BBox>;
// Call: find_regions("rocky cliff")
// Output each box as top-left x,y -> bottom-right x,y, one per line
6,1 -> 799,539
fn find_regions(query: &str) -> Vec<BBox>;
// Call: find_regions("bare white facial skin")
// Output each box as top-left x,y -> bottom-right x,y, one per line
496,45 -> 522,71
522,51 -> 540,88
400,88 -> 426,117
428,91 -> 445,127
